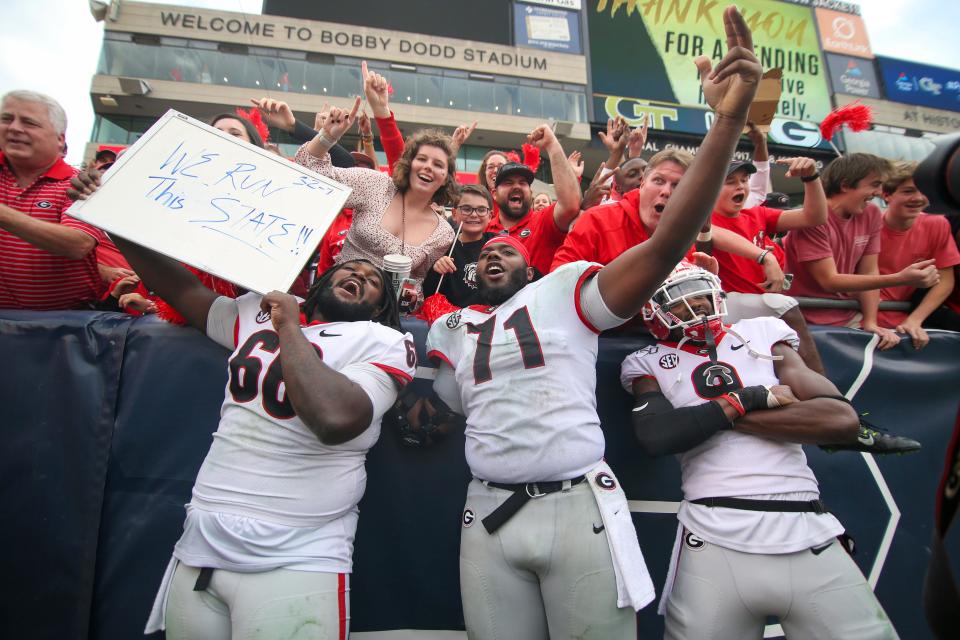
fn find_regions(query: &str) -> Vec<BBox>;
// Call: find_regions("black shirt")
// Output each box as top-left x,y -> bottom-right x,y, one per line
422,232 -> 495,307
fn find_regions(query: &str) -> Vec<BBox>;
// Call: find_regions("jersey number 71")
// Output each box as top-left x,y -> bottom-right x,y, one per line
466,306 -> 544,384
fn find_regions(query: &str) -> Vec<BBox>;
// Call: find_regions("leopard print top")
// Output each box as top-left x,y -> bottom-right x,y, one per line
295,145 -> 454,283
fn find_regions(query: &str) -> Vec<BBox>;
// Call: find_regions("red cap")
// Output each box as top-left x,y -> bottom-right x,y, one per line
482,235 -> 531,266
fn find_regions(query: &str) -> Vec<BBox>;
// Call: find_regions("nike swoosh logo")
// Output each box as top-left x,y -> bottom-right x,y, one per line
632,402 -> 649,412
858,432 -> 875,446
731,343 -> 745,351
316,330 -> 342,338
592,524 -> 605,534
811,542 -> 833,555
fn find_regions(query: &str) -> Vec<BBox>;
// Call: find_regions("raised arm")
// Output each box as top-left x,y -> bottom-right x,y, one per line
773,157 -> 827,231
597,7 -> 762,317
112,236 -> 219,332
527,124 -> 581,230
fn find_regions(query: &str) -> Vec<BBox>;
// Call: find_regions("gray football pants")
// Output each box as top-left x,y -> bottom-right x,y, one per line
459,478 -> 637,640
664,531 -> 898,640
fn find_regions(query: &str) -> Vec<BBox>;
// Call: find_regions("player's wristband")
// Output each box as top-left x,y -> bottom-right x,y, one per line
801,173 -> 820,183
726,385 -> 778,413
718,393 -> 746,417
697,229 -> 713,242
756,248 -> 772,264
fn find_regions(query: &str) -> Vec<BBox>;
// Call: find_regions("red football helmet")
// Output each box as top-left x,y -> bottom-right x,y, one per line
642,261 -> 727,341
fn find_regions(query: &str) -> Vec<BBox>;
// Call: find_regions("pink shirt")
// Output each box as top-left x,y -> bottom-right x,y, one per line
878,213 -> 960,328
784,203 -> 882,326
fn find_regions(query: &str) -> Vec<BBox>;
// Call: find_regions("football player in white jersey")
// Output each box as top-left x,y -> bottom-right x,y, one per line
110,238 -> 416,640
425,8 -> 765,638
620,261 -> 898,639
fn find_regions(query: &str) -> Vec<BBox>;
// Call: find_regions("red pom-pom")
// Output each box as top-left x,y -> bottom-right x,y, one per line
234,107 -> 270,143
504,150 -> 521,164
819,102 -> 873,142
521,143 -> 541,174
417,293 -> 462,326
386,83 -> 395,96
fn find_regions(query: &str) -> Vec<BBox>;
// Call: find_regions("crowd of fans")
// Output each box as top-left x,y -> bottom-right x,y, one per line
2,65 -> 959,350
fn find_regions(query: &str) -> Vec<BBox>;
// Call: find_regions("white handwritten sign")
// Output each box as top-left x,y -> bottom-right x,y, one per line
68,110 -> 350,294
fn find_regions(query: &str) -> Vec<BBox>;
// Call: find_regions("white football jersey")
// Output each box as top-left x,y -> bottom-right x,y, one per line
190,292 -> 417,528
620,317 -> 818,501
427,261 -> 608,484
621,318 -> 843,554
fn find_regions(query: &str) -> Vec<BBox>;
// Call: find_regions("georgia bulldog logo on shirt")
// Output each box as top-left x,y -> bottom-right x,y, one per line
691,361 -> 743,399
752,230 -> 766,247
463,262 -> 478,289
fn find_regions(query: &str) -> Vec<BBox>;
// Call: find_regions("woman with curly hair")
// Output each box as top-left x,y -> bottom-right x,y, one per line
295,98 -> 456,284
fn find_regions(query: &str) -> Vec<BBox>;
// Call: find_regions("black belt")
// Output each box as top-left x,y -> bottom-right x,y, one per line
691,497 -> 829,514
481,476 -> 586,534
193,567 -> 214,591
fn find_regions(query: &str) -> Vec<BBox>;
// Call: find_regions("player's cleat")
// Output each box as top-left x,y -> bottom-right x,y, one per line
821,424 -> 921,455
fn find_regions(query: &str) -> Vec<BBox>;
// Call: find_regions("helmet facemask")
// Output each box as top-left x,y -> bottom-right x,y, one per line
642,265 -> 727,342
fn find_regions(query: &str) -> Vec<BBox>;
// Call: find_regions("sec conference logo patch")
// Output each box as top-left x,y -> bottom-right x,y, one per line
446,311 -> 462,329
462,508 -> 476,528
659,354 -> 679,369
255,309 -> 272,324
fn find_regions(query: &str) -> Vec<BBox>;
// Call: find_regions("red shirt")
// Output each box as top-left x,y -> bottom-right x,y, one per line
0,153 -> 105,310
878,213 -> 960,328
784,204 -> 883,326
711,206 -> 785,294
487,202 -> 566,275
551,189 -> 695,270
316,208 -> 354,275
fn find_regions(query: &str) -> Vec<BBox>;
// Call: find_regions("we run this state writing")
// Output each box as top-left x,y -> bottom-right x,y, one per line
144,141 -> 328,261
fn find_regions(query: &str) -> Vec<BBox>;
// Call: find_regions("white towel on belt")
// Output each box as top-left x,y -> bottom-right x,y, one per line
586,461 -> 656,611
143,555 -> 177,634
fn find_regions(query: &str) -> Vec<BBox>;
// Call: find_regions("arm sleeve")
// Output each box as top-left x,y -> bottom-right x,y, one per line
632,392 -> 732,457
61,214 -> 106,245
579,271 -> 630,331
206,295 -> 240,350
374,111 -> 405,171
744,160 -> 770,209
339,362 -> 402,422
432,362 -> 463,415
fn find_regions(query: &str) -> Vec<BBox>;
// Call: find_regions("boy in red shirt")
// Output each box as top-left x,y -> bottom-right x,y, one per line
878,161 -> 960,349
784,153 -> 940,350
711,156 -> 827,371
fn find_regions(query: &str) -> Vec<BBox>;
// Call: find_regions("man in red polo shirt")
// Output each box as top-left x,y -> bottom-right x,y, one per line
487,124 -> 580,275
0,90 -> 105,310
551,150 -> 785,290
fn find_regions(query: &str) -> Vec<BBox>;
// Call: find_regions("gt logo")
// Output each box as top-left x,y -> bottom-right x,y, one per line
255,310 -> 271,324
659,354 -> 679,369
684,531 -> 705,551
462,508 -> 476,527
595,472 -> 617,491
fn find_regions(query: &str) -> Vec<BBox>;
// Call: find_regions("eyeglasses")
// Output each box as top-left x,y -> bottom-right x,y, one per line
457,205 -> 492,217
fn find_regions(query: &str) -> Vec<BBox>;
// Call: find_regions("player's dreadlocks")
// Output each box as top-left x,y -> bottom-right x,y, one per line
302,259 -> 401,331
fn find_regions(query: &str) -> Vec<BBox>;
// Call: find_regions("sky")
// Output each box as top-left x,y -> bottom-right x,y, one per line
1,0 -> 958,166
